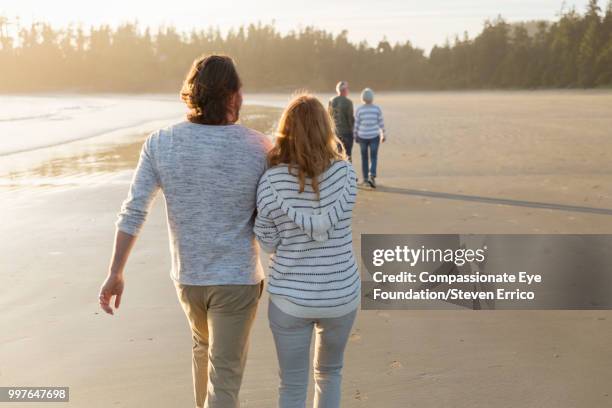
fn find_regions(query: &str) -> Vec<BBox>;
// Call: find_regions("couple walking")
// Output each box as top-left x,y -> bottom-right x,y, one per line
98,54 -> 360,408
328,81 -> 386,188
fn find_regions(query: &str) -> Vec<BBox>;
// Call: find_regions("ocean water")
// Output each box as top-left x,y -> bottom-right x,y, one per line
0,94 -> 282,189
0,94 -> 186,156
0,93 -> 304,157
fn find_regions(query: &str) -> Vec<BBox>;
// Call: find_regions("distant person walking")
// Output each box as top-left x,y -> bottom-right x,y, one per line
98,55 -> 271,408
354,88 -> 385,188
328,81 -> 355,161
255,94 -> 359,408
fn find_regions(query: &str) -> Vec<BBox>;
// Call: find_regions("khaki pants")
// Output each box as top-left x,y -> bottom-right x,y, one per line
175,281 -> 263,408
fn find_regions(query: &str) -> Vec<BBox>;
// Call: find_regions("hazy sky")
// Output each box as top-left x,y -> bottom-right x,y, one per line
2,0 -> 593,52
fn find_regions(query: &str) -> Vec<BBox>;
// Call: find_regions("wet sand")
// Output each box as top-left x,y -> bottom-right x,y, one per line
1,92 -> 611,407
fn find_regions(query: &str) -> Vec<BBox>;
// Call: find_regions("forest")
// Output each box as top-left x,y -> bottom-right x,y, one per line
0,0 -> 611,92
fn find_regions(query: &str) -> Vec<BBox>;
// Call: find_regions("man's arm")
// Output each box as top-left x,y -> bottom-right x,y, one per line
99,135 -> 160,315
346,100 -> 355,131
353,108 -> 360,140
99,230 -> 136,314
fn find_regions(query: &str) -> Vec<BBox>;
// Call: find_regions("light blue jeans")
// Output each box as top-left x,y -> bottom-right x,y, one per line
268,301 -> 357,408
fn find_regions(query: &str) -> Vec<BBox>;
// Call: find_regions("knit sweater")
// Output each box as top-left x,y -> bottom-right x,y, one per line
116,121 -> 271,286
254,160 -> 360,318
354,103 -> 386,140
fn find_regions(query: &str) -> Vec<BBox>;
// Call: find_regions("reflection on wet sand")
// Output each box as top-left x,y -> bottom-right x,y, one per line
0,105 -> 280,187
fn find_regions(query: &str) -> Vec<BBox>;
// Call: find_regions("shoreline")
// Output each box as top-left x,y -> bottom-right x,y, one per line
0,115 -> 185,158
0,94 -> 288,158
3,87 -> 612,166
3,87 -> 612,96
0,103 -> 281,180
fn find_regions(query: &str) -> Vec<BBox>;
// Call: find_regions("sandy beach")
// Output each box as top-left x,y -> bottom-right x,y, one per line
1,91 -> 611,407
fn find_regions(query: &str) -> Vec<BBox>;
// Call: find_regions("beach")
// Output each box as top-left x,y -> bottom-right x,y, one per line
1,91 -> 611,407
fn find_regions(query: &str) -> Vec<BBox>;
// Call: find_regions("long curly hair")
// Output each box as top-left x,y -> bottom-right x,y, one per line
268,93 -> 347,198
180,55 -> 242,125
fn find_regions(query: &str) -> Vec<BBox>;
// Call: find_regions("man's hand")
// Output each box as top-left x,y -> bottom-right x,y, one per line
100,230 -> 136,315
381,134 -> 386,143
99,273 -> 125,315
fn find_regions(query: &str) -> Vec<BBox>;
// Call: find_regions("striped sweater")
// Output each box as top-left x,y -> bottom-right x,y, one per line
354,103 -> 386,140
254,160 -> 360,318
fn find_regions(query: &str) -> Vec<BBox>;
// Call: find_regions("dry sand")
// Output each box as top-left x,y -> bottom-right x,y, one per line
1,92 -> 611,407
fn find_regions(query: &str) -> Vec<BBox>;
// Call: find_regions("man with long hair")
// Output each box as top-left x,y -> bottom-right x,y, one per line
98,55 -> 271,408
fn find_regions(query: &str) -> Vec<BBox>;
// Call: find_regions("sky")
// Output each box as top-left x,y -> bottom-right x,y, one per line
1,0 -> 594,52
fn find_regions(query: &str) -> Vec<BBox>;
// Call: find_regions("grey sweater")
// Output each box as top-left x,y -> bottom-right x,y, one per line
116,121 -> 272,285
328,95 -> 355,135
254,160 -> 360,318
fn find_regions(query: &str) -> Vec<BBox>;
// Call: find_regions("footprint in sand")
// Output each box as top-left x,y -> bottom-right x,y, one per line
389,360 -> 403,370
386,360 -> 403,375
417,371 -> 440,381
386,361 -> 403,376
349,329 -> 362,342
376,311 -> 391,322
354,389 -> 367,401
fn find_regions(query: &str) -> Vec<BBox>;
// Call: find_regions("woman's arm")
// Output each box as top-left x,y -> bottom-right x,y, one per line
378,106 -> 386,142
254,177 -> 280,252
254,211 -> 280,253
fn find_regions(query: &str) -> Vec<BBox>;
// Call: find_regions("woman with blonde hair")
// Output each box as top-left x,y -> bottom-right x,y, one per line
254,93 -> 359,408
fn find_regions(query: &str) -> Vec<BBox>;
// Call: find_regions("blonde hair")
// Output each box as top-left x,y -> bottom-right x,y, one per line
268,93 -> 347,198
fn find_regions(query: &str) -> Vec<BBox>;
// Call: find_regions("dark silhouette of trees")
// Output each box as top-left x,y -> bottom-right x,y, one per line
0,1 -> 611,92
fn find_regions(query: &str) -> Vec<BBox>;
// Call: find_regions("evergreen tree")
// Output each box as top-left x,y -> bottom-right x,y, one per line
578,0 -> 602,86
595,1 -> 612,84
0,3 -> 611,92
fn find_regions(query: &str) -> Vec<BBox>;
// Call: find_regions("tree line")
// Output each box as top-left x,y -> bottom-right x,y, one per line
1,0 -> 611,92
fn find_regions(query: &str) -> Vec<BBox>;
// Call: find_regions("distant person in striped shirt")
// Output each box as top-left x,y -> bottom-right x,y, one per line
328,81 -> 355,161
354,88 -> 386,188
